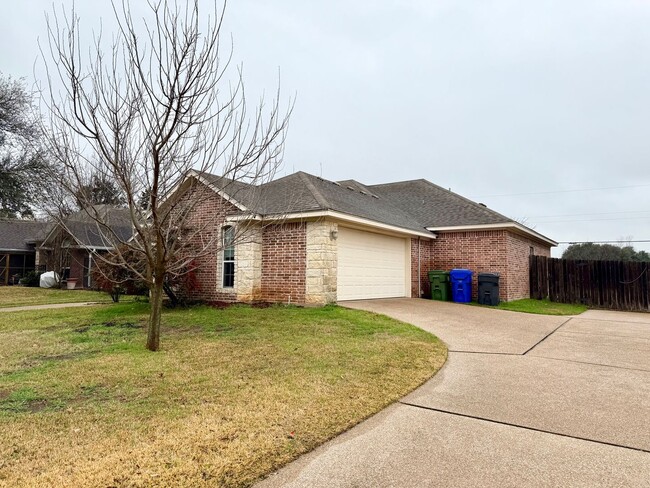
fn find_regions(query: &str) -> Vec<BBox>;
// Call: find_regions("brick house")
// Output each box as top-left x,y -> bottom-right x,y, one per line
179,170 -> 556,305
38,206 -> 132,288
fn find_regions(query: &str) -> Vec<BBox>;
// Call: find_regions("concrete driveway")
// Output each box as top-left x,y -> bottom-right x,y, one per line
258,299 -> 650,487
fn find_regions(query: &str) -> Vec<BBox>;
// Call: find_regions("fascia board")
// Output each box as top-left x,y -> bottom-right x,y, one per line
228,210 -> 435,239
426,222 -> 558,247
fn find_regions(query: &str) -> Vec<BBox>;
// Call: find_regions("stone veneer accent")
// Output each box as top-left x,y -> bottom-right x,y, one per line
305,221 -> 338,305
235,224 -> 262,302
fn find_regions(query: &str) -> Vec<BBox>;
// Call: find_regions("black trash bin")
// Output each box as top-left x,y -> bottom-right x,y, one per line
478,273 -> 500,306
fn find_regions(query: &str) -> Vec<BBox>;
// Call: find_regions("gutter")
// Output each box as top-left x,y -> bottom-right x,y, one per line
228,209 -> 436,239
417,237 -> 421,298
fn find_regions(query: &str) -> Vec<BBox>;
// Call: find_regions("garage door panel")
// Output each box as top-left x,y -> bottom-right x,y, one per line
337,227 -> 408,301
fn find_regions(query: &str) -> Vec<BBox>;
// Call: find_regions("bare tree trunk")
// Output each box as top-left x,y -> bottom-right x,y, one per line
147,278 -> 164,351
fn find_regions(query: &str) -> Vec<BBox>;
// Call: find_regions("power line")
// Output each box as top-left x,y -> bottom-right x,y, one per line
528,210 -> 650,219
558,240 -> 650,244
473,183 -> 650,198
531,216 -> 650,224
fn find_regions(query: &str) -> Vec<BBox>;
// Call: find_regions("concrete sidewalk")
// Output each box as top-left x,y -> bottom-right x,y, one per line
0,302 -> 103,313
258,299 -> 650,487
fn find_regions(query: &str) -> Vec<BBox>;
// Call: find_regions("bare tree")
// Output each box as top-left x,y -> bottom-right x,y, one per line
41,0 -> 291,351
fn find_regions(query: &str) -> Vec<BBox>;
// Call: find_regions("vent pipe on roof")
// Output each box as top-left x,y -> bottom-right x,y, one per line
478,203 -> 487,207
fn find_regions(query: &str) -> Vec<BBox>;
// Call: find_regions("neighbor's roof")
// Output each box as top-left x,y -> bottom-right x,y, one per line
42,205 -> 133,249
0,219 -> 52,252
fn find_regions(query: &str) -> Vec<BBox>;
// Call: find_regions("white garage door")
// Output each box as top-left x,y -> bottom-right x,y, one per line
337,227 -> 409,301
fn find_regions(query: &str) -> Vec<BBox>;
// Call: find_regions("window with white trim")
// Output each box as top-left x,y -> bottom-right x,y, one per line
222,226 -> 235,288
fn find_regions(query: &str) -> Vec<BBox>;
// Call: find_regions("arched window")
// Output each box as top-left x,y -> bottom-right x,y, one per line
222,226 -> 235,288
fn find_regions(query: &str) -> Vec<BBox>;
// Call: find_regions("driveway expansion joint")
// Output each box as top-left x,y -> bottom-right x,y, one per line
398,401 -> 650,454
447,350 -> 522,356
525,355 -> 650,373
522,317 -> 573,355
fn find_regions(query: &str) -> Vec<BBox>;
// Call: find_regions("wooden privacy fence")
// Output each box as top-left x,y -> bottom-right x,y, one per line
530,255 -> 650,312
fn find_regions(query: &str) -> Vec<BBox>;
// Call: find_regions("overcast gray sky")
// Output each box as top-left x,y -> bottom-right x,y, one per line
2,1 -> 649,256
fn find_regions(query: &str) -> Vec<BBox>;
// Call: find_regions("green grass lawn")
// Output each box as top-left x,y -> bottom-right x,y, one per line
478,298 -> 587,316
0,300 -> 446,487
0,286 -> 119,308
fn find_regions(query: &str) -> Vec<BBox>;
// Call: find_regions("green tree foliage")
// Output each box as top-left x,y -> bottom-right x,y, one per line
75,173 -> 127,207
562,243 -> 650,262
0,74 -> 50,217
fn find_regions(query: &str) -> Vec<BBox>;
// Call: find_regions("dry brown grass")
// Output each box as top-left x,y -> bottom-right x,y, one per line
0,302 -> 446,487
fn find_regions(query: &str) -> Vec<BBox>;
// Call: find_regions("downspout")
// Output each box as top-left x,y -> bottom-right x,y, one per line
88,252 -> 93,288
417,237 -> 421,298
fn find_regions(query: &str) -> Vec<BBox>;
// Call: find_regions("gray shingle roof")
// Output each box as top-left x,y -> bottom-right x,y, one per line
369,179 -> 513,228
197,173 -> 259,209
0,220 -> 51,251
197,170 -> 553,243
63,206 -> 133,248
38,206 -> 133,249
256,172 -> 427,233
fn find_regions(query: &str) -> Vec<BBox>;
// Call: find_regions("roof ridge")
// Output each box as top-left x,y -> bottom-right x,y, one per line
416,179 -> 516,224
369,178 -> 426,188
297,172 -> 330,209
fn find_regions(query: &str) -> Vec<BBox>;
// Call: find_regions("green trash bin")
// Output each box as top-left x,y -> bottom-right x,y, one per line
428,270 -> 450,301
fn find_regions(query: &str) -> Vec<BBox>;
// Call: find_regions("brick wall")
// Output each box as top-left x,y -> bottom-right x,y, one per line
431,230 -> 509,301
178,181 -> 309,305
429,229 -> 551,301
410,238 -> 435,298
182,184 -> 240,303
505,232 -> 551,300
68,249 -> 87,286
261,222 -> 307,304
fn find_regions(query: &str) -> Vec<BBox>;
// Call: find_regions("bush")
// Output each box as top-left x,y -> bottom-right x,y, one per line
163,261 -> 201,307
19,271 -> 43,287
90,247 -> 148,302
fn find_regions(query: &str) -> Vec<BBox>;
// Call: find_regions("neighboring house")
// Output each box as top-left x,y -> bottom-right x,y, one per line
38,206 -> 133,288
178,170 -> 556,305
0,220 -> 51,285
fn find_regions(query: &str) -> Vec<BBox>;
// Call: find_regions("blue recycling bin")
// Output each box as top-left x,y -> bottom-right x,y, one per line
450,269 -> 473,303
